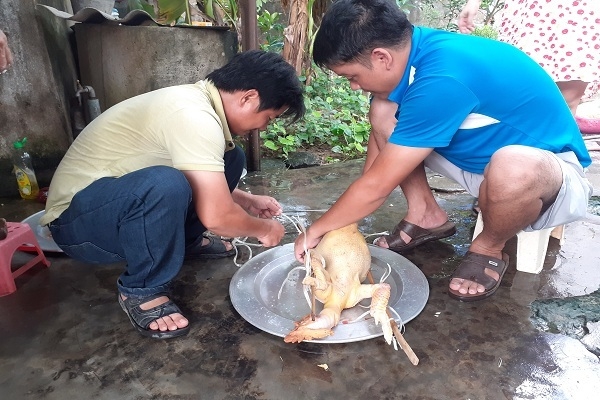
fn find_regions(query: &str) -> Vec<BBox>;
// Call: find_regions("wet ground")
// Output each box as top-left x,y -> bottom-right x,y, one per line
1,152 -> 600,400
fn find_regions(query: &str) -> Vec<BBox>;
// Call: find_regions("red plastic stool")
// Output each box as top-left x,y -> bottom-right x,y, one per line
0,222 -> 51,297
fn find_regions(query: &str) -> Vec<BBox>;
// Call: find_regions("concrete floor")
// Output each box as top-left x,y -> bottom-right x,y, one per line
1,153 -> 600,400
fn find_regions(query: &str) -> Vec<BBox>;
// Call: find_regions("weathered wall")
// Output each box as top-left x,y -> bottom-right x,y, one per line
0,0 -> 77,197
73,23 -> 238,112
0,1 -> 237,198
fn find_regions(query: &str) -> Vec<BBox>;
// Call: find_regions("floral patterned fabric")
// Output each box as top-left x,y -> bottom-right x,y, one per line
496,0 -> 599,98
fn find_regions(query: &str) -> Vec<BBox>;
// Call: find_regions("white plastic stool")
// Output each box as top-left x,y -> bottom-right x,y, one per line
472,213 -> 564,274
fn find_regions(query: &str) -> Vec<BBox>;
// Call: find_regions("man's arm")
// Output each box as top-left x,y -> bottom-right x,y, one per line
0,29 -> 13,72
183,170 -> 284,247
364,97 -> 399,173
294,143 -> 433,260
458,0 -> 481,34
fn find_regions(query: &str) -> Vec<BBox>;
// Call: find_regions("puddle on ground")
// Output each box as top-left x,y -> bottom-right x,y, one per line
530,288 -> 600,358
589,197 -> 600,216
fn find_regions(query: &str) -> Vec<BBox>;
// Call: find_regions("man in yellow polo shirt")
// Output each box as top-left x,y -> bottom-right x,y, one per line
41,50 -> 305,339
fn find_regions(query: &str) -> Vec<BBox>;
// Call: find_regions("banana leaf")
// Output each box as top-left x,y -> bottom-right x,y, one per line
128,0 -> 190,25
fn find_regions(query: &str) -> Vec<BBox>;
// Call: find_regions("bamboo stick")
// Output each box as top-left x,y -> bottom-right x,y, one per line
310,288 -> 316,321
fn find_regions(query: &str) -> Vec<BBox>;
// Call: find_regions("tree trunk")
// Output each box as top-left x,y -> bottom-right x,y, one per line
282,0 -> 309,75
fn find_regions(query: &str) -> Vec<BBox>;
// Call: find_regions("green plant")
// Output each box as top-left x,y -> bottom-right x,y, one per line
479,0 -> 505,25
258,9 -> 284,52
472,24 -> 498,40
202,0 -> 239,28
395,0 -> 415,15
418,0 -> 466,31
261,67 -> 371,160
127,0 -> 241,28
128,0 -> 190,25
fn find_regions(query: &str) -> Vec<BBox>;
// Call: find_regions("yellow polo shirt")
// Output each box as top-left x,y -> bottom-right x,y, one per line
41,80 -> 235,225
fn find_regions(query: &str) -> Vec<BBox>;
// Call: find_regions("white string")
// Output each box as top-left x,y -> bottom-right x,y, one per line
222,209 -> 391,267
277,266 -> 306,300
299,218 -> 316,309
226,212 -> 307,267
387,307 -> 405,335
229,237 -> 263,267
282,209 -> 329,213
380,262 -> 392,283
273,213 -> 315,308
363,231 -> 390,239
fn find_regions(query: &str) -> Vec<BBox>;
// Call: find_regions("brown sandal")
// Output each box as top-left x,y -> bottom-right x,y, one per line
448,252 -> 510,302
377,220 -> 456,253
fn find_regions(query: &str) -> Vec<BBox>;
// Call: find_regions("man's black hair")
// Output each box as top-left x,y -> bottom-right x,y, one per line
206,50 -> 305,123
313,0 -> 413,68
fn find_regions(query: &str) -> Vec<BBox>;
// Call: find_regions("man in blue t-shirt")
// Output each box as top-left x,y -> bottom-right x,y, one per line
293,0 -> 593,302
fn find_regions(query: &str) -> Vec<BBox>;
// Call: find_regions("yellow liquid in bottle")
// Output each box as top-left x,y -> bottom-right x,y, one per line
15,167 -> 40,200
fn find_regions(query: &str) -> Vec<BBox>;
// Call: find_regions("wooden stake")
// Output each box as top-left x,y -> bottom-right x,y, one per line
307,249 -> 316,321
310,289 -> 316,321
367,270 -> 419,365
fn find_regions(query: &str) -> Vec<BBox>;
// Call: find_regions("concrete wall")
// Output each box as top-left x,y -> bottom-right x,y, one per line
0,1 -> 237,198
73,23 -> 238,112
0,0 -> 77,197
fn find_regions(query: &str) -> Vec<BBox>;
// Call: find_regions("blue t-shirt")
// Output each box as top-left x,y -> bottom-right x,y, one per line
387,27 -> 591,174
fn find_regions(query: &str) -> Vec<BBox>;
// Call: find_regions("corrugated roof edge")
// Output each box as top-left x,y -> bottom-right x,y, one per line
37,4 -> 230,29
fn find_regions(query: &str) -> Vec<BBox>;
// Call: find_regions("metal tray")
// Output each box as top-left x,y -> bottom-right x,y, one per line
229,243 -> 429,343
21,210 -> 63,253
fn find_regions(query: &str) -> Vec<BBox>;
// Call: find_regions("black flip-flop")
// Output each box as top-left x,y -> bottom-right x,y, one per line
118,293 -> 190,339
185,236 -> 235,260
448,252 -> 510,302
377,220 -> 456,253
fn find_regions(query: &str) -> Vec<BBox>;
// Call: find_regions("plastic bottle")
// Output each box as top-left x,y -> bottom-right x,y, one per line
12,138 -> 40,200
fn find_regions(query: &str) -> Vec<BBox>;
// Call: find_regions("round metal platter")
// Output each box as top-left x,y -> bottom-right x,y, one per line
21,210 -> 63,253
229,243 -> 429,343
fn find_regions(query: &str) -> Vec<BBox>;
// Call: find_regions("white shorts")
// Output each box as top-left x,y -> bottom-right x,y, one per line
424,150 -> 594,231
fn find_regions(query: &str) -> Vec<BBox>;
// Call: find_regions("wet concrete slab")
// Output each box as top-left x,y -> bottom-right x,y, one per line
1,157 -> 599,400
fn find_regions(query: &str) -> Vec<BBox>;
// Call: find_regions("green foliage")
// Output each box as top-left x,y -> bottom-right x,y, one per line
203,0 -> 239,27
472,24 -> 498,40
479,0 -> 505,25
395,0 -> 415,15
128,0 -> 154,15
261,68 -> 371,160
418,0 -> 505,32
128,0 -> 189,25
128,0 -> 240,27
419,0 -> 466,31
257,9 -> 284,53
255,0 -> 267,10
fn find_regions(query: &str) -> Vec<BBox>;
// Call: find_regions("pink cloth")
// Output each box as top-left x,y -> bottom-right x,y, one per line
496,0 -> 599,99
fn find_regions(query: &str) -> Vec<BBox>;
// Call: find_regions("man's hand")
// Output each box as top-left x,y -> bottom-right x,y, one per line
458,0 -> 480,34
246,194 -> 282,219
0,30 -> 14,73
256,219 -> 285,247
294,229 -> 322,263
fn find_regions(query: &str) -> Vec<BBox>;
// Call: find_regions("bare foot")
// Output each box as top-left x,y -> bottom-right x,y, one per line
120,294 -> 189,332
449,269 -> 500,295
373,235 -> 390,248
449,249 -> 504,295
